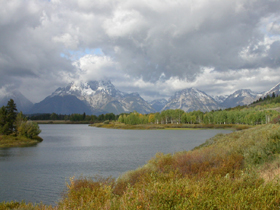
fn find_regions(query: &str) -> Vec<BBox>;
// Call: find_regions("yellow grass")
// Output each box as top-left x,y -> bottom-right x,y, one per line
0,135 -> 43,148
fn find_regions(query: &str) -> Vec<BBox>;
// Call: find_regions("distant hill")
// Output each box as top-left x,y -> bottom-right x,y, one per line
0,90 -> 33,113
31,95 -> 93,115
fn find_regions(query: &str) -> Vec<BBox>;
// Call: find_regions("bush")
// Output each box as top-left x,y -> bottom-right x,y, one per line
18,121 -> 41,139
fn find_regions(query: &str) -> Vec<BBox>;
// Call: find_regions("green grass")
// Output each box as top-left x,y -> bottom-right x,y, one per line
1,124 -> 280,209
91,122 -> 251,130
0,135 -> 43,148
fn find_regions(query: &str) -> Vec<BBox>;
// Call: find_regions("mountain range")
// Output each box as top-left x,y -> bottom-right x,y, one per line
31,81 -> 155,115
0,81 -> 279,115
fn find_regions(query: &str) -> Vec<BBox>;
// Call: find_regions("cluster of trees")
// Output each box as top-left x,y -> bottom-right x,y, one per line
28,112 -> 118,122
118,108 -> 280,126
22,93 -> 280,127
0,99 -> 41,138
251,92 -> 280,105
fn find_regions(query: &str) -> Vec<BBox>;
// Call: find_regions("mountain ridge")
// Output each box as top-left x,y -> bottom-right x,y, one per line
162,88 -> 222,112
1,81 -> 280,114
30,80 -> 155,115
0,90 -> 33,113
221,89 -> 262,108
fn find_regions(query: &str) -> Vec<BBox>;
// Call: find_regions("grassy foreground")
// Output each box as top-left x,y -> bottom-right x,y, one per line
1,124 -> 280,209
0,135 -> 43,148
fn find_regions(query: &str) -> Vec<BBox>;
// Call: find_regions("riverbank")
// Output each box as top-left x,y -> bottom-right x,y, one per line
33,120 -> 90,124
91,122 -> 252,130
1,123 -> 280,209
0,135 -> 43,148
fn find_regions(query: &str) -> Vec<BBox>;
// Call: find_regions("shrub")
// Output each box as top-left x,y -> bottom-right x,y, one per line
18,121 -> 41,139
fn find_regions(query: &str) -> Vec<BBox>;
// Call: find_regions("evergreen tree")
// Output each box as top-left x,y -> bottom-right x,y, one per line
0,106 -> 9,134
83,112 -> 86,120
5,99 -> 17,134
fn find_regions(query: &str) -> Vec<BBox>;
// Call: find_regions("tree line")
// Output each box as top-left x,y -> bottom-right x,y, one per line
118,108 -> 280,126
27,107 -> 280,126
28,112 -> 118,122
0,99 -> 41,138
25,94 -> 280,126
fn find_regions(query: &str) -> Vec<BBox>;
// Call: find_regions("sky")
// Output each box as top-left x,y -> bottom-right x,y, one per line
0,0 -> 280,103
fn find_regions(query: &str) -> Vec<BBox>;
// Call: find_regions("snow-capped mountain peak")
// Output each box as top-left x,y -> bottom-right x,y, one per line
51,80 -> 120,98
222,89 -> 262,108
35,80 -> 155,115
213,95 -> 228,104
162,88 -> 221,112
263,82 -> 280,97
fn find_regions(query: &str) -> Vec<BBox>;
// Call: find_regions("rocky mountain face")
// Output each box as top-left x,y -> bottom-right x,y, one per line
31,95 -> 93,115
5,81 -> 280,115
0,90 -> 33,113
30,80 -> 155,115
162,88 -> 222,112
213,95 -> 227,104
263,82 -> 280,97
221,89 -> 262,108
149,99 -> 168,112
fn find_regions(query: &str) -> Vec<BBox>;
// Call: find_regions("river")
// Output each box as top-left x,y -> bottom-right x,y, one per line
0,124 -> 232,205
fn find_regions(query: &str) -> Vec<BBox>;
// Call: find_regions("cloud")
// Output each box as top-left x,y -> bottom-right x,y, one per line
0,0 -> 280,102
73,54 -> 120,81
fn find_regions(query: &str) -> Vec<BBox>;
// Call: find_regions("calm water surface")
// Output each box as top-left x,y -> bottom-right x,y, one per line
0,124 -> 232,205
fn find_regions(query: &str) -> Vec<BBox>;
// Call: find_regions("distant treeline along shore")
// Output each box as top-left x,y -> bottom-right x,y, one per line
28,94 -> 280,126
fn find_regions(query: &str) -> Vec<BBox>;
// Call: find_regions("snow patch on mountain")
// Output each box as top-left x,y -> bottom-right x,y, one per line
263,82 -> 280,97
222,89 -> 262,108
48,80 -> 155,114
162,88 -> 221,112
213,95 -> 228,104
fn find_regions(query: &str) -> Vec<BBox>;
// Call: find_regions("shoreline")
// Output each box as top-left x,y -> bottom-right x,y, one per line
90,122 -> 252,130
0,135 -> 43,148
1,124 -> 279,209
33,120 -> 90,124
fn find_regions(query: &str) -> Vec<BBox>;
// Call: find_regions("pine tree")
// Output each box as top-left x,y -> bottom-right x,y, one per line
0,106 -> 8,134
5,99 -> 17,134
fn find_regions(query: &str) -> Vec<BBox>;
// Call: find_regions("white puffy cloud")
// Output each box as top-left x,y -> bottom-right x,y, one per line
73,54 -> 120,81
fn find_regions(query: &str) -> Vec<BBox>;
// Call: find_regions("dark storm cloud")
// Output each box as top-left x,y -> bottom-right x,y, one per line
1,0 -> 280,101
0,0 -> 77,100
